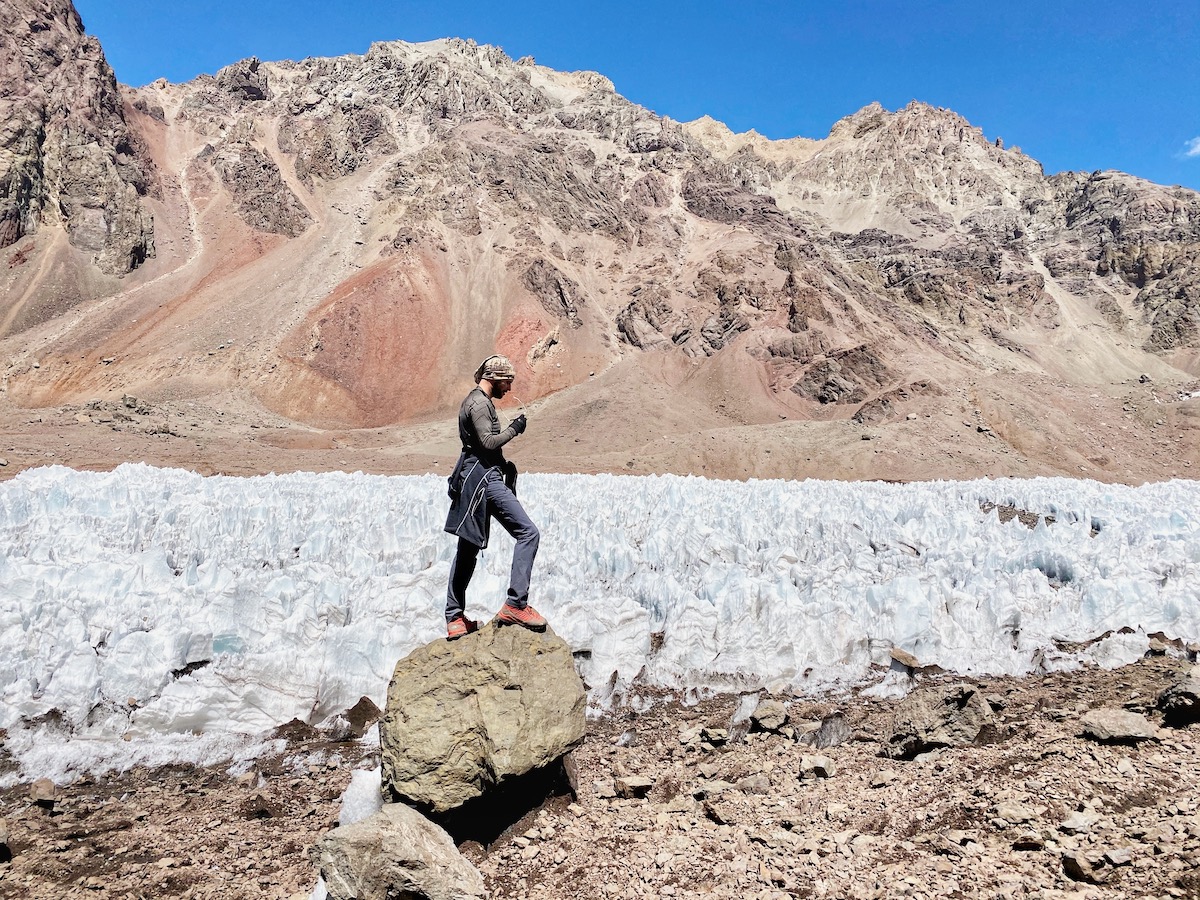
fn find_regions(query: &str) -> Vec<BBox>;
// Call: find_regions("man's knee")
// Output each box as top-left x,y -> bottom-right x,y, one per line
519,521 -> 540,548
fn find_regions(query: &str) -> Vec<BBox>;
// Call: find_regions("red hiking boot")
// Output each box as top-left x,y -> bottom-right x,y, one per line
446,615 -> 479,641
495,603 -> 547,632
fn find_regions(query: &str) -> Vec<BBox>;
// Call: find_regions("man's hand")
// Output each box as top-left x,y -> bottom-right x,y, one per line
511,414 -> 528,435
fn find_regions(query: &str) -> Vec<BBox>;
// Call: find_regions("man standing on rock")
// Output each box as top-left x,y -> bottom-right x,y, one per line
443,354 -> 546,639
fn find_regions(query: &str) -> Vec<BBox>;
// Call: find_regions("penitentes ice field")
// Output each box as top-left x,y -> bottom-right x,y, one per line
1,464 -> 1198,785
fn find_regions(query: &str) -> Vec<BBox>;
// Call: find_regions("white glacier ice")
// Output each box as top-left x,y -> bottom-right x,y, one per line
1,463 -> 1198,785
338,766 -> 385,827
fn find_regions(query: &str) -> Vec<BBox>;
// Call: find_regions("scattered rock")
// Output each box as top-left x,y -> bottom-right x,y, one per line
799,755 -> 836,779
613,775 -> 654,799
884,683 -> 997,759
736,774 -> 772,795
380,625 -> 585,813
241,791 -> 282,820
749,699 -> 788,733
1079,708 -> 1159,744
1062,850 -> 1109,884
1156,674 -> 1200,726
29,778 -> 57,809
869,770 -> 897,789
1103,847 -> 1133,867
811,714 -> 852,749
700,727 -> 728,747
1058,810 -> 1100,835
311,803 -> 485,900
995,801 -> 1042,825
1012,832 -> 1044,851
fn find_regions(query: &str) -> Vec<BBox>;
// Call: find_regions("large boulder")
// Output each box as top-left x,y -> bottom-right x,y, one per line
311,803 -> 485,900
884,683 -> 996,759
1080,708 -> 1159,744
381,624 -> 586,813
1157,673 -> 1200,727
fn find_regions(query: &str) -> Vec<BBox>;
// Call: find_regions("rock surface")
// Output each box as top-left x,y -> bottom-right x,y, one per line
1079,708 -> 1159,744
311,802 -> 486,900
1157,673 -> 1200,726
884,683 -> 996,759
1,656 -> 1198,898
0,0 -> 153,274
750,699 -> 788,733
380,624 -> 586,813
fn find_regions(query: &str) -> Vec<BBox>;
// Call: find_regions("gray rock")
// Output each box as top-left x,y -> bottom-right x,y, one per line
1059,810 -> 1100,834
884,684 -> 996,759
1079,708 -> 1159,744
1157,675 -> 1200,727
1103,847 -> 1133,866
750,699 -> 788,733
736,774 -> 772,795
215,57 -> 272,102
0,0 -> 154,274
380,624 -> 585,813
677,725 -> 703,746
812,713 -> 853,749
311,803 -> 485,900
614,775 -> 654,799
869,770 -> 897,789
995,801 -> 1042,825
799,754 -> 836,779
1061,850 -> 1109,884
210,143 -> 312,237
700,727 -> 728,746
691,779 -> 734,800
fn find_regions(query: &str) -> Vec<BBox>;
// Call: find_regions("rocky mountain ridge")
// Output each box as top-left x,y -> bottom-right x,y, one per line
0,0 -> 154,281
0,0 -> 1197,482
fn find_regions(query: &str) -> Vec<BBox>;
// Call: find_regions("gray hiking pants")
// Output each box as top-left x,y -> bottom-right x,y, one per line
446,479 -> 540,622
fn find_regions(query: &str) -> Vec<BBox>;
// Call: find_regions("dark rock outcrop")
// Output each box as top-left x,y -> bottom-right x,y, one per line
207,142 -> 311,237
0,0 -> 154,273
523,258 -> 583,326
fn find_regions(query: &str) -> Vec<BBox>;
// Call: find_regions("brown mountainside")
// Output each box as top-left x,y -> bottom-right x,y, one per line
0,0 -> 1197,482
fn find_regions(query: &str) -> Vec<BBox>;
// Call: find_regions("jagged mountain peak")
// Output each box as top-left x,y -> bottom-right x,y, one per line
1,0 -> 1197,483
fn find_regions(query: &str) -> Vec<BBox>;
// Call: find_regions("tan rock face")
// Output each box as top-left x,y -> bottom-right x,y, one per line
379,624 -> 586,814
0,0 -> 153,273
311,803 -> 486,900
885,683 -> 997,759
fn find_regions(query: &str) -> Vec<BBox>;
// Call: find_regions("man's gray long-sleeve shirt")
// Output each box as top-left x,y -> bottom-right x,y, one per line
457,387 -> 517,469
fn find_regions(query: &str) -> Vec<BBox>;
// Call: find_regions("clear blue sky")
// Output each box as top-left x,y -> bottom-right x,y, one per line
74,0 -> 1200,190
